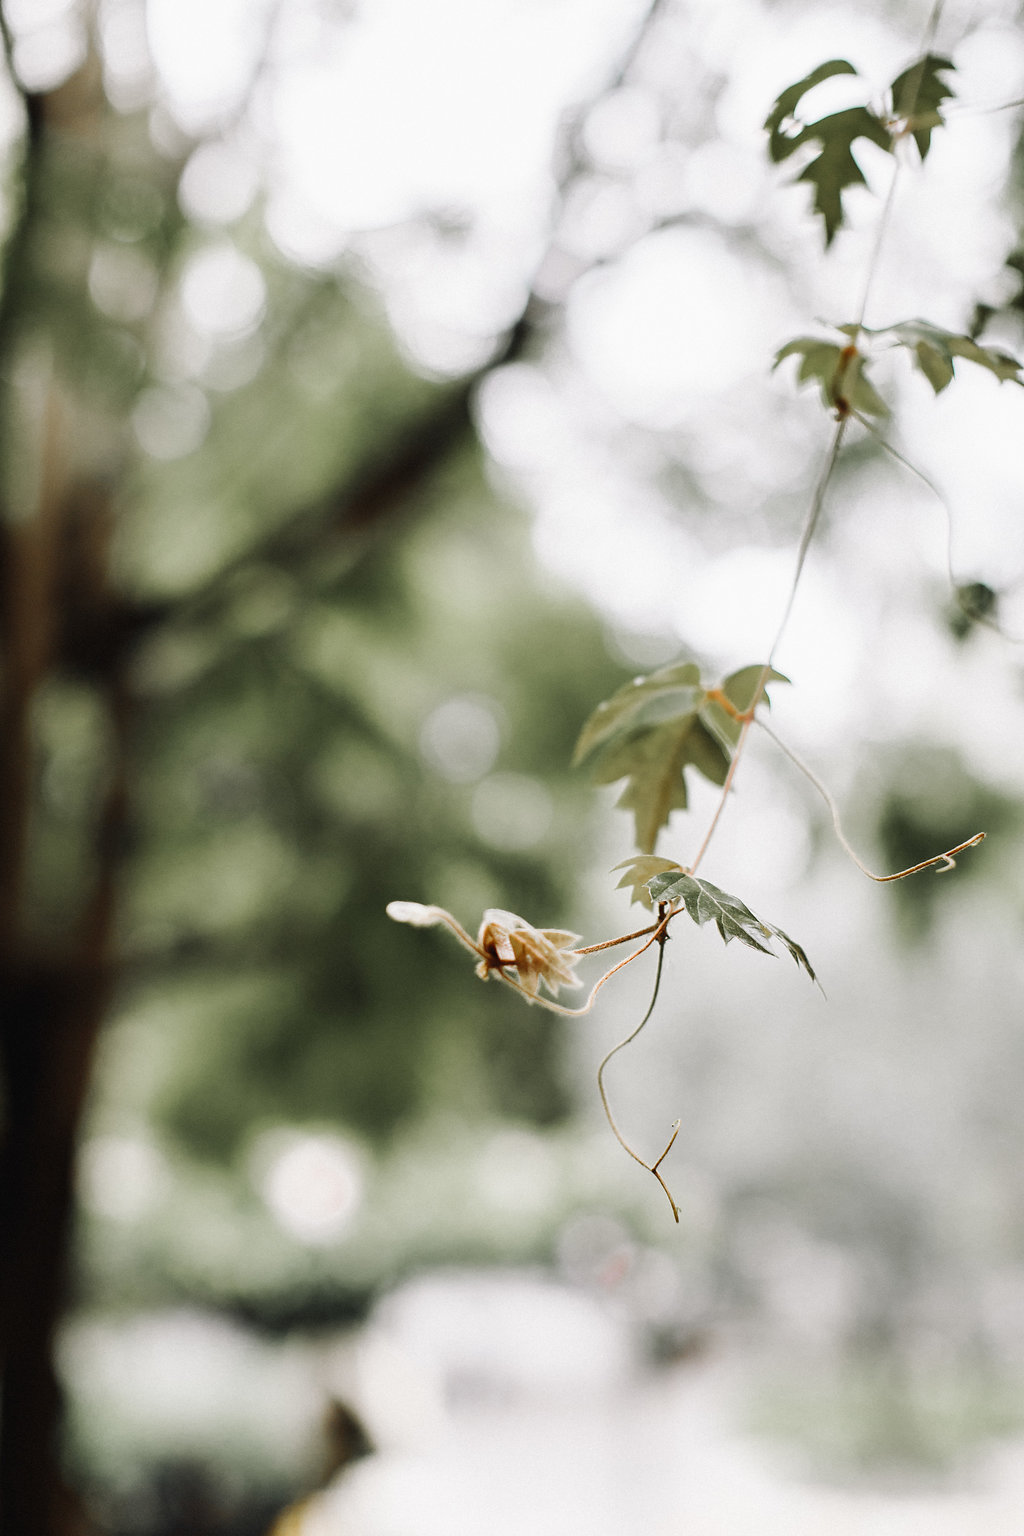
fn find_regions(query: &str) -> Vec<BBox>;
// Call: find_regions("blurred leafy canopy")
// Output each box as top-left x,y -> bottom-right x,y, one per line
11,87 -> 623,1164
131,466 -> 620,1160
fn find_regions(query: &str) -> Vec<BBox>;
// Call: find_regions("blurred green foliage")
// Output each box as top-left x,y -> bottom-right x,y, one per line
0,36 -> 625,1355
117,453 -> 620,1161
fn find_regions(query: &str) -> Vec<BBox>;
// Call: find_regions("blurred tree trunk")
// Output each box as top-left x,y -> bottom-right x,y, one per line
0,0 -> 653,1521
0,44 -> 500,1531
0,53 -> 127,1536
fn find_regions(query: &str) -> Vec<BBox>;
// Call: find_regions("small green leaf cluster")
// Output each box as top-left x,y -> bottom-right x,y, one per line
775,320 -> 1023,419
388,30 -> 1003,1220
646,869 -> 818,984
573,661 -> 785,854
765,54 -> 955,244
876,320 -> 1023,394
774,333 -> 888,418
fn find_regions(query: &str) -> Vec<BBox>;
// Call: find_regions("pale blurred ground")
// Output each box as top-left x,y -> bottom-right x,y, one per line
306,1388 -> 1024,1536
73,1270 -> 1024,1536
295,1270 -> 1024,1536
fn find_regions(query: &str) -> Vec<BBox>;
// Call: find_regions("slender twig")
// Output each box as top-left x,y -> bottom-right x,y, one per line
849,0 -> 949,337
857,414 -> 1024,643
757,718 -> 985,880
920,0 -> 947,54
688,717 -> 752,879
596,931 -> 680,1221
948,95 -> 1024,117
856,414 -> 957,586
576,923 -> 659,955
851,161 -> 902,340
688,419 -> 847,878
770,423 -> 850,667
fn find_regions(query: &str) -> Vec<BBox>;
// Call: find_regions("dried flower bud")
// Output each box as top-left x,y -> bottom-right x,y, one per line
475,909 -> 582,999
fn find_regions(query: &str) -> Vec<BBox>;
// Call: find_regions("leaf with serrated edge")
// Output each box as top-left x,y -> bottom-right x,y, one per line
645,871 -> 818,984
844,353 -> 890,416
575,662 -> 728,853
762,921 -> 818,983
947,335 -> 1022,383
915,340 -> 954,393
775,339 -> 843,411
613,854 -> 683,909
573,662 -> 702,767
794,106 -> 893,244
774,337 -> 887,415
766,57 -> 900,244
597,715 -> 730,854
576,660 -> 789,853
890,55 -> 955,159
874,320 -> 1023,393
765,59 -> 858,161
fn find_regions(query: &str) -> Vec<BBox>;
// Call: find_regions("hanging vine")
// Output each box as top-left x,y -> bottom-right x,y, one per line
389,11 -> 1018,1219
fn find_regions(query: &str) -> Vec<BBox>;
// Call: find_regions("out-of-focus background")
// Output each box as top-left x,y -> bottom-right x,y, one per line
2,0 -> 1024,1531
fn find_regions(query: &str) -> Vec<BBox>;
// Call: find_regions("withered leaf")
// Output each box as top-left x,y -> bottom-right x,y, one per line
612,854 -> 684,909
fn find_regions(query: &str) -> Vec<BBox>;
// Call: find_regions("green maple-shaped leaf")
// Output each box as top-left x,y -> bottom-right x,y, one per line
575,661 -> 784,855
612,854 -> 684,909
645,870 -> 818,984
912,337 -> 955,392
890,54 -> 955,159
720,663 -> 788,713
774,336 -> 889,416
764,59 -> 859,160
871,319 -> 1023,393
596,715 -> 730,855
795,107 -> 893,246
766,62 -> 892,245
573,662 -> 704,766
574,662 -> 725,853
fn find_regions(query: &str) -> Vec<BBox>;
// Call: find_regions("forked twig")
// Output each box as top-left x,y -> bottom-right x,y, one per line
596,923 -> 681,1221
